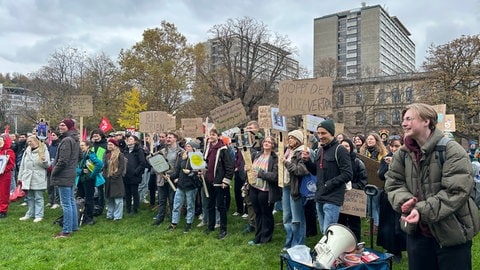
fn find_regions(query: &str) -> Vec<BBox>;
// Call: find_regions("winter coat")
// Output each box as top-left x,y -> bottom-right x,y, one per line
305,139 -> 353,206
0,135 -> 15,214
204,140 -> 234,186
252,151 -> 281,204
18,146 -> 50,190
123,144 -> 146,185
104,152 -> 126,198
169,152 -> 201,191
284,146 -> 310,201
51,130 -> 81,187
385,128 -> 480,247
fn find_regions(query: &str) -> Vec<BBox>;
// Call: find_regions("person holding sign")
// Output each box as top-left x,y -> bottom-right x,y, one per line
302,119 -> 353,234
280,129 -> 310,249
201,128 -> 234,240
167,141 -> 202,233
247,136 -> 280,245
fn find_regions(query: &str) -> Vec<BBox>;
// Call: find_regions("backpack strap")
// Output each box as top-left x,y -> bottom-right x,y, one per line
435,137 -> 452,167
334,144 -> 341,167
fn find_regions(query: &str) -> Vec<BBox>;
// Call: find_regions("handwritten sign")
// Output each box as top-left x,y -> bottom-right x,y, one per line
209,98 -> 248,131
279,77 -> 333,116
181,118 -> 203,138
306,115 -> 325,132
257,106 -> 272,129
166,114 -> 177,131
442,114 -> 456,132
70,95 -> 93,117
340,189 -> 367,217
139,111 -> 168,133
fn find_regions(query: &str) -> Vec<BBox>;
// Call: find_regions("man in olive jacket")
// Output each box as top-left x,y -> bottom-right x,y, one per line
385,103 -> 479,270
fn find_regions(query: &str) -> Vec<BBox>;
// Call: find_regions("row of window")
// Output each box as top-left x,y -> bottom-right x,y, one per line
336,86 -> 414,106
337,109 -> 403,126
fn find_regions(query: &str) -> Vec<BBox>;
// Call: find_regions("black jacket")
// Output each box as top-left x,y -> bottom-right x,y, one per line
123,144 -> 146,185
251,151 -> 281,204
306,139 -> 353,206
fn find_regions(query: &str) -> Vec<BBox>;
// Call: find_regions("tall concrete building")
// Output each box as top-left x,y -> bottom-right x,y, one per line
314,4 -> 415,79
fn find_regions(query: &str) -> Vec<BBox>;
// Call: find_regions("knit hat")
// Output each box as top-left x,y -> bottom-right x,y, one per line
186,140 -> 200,150
288,130 -> 304,144
317,119 -> 335,136
108,138 -> 119,147
61,118 -> 76,130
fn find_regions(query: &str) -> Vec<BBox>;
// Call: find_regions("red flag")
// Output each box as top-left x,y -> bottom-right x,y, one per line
99,116 -> 113,133
82,127 -> 88,141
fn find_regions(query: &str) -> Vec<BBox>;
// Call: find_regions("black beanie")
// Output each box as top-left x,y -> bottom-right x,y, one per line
317,119 -> 335,136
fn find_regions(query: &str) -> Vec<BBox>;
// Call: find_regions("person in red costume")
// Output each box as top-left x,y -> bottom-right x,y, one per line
0,133 -> 16,218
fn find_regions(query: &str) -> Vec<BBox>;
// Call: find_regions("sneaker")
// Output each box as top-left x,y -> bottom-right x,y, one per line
248,240 -> 260,246
214,223 -> 220,229
152,218 -> 164,226
19,216 -> 31,221
46,203 -> 52,207
143,199 -> 149,204
198,214 -> 203,220
33,218 -> 43,223
196,221 -> 206,227
242,224 -> 255,234
53,232 -> 71,239
184,223 -> 192,233
232,212 -> 240,216
167,224 -> 176,231
218,230 -> 227,240
241,213 -> 248,218
0,213 -> 6,218
21,202 -> 27,206
272,210 -> 278,215
51,204 -> 60,209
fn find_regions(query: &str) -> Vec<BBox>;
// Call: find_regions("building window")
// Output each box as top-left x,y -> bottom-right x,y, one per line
378,89 -> 386,103
405,87 -> 413,102
392,88 -> 401,103
336,91 -> 344,107
392,109 -> 401,125
338,112 -> 344,123
355,111 -> 363,126
378,111 -> 387,125
355,91 -> 364,104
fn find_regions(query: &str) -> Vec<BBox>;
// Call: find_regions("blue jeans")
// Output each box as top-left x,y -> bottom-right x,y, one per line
282,186 -> 306,248
58,186 -> 78,233
367,191 -> 381,226
316,202 -> 341,234
25,190 -> 45,218
106,197 -> 123,220
172,188 -> 197,225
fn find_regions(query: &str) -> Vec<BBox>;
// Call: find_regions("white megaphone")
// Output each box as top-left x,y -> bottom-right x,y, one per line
313,223 -> 357,269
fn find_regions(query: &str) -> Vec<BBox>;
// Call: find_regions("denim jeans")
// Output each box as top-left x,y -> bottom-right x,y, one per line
58,186 -> 78,233
171,188 -> 197,224
316,202 -> 341,234
25,190 -> 45,218
282,186 -> 306,248
366,191 -> 381,226
106,197 -> 123,220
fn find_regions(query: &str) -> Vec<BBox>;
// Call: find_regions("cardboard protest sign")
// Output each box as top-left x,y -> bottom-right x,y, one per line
432,104 -> 446,131
257,106 -> 272,130
209,98 -> 248,131
279,77 -> 333,116
181,118 -> 203,138
340,189 -> 367,217
70,95 -> 93,117
357,154 -> 383,188
442,114 -> 456,132
306,115 -> 324,132
139,111 -> 168,133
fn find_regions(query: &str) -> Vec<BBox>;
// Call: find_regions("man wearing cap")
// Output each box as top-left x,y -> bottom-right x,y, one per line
51,118 -> 81,238
303,119 -> 353,234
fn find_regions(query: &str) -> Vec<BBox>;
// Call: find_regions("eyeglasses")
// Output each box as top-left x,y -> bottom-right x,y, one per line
388,135 -> 402,140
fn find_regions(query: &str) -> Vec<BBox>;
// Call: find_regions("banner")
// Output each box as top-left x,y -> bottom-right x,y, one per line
99,116 -> 113,133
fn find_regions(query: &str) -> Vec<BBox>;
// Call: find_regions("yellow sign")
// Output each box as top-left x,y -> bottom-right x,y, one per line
189,152 -> 206,170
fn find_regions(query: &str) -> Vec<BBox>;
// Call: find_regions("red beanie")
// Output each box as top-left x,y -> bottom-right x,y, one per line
61,119 -> 76,130
108,138 -> 119,147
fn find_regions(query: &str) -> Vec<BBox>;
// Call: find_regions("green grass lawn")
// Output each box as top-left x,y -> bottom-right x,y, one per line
2,196 -> 479,269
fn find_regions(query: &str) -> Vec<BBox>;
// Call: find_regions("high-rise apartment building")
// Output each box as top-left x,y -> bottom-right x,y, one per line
313,4 -> 415,79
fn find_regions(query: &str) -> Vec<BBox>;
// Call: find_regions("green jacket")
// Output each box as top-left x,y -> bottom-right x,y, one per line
385,128 -> 479,247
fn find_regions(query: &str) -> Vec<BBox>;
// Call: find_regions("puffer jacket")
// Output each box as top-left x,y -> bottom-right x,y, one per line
385,128 -> 480,247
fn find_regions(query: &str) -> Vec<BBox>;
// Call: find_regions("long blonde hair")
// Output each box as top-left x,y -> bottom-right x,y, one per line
28,135 -> 46,162
107,145 -> 120,177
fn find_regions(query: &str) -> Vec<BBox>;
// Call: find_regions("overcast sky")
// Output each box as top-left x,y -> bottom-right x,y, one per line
1,0 -> 479,76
